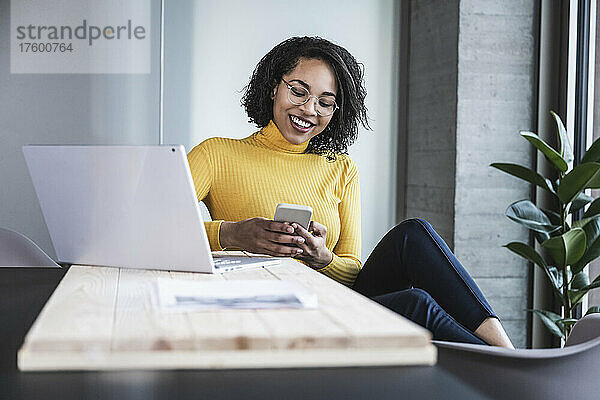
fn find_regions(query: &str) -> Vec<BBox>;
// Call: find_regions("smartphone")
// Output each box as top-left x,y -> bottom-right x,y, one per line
274,203 -> 313,230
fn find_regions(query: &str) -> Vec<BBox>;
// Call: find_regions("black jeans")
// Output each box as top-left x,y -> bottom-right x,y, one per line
353,218 -> 497,345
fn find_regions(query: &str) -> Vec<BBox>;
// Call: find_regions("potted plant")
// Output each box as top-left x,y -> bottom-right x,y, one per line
491,111 -> 600,341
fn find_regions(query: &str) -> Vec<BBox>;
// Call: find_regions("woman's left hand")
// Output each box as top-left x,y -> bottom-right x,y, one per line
291,221 -> 333,269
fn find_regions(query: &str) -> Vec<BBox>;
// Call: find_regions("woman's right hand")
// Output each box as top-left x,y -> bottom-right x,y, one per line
219,218 -> 305,257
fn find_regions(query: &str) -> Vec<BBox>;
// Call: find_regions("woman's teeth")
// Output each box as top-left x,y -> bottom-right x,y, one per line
290,115 -> 312,129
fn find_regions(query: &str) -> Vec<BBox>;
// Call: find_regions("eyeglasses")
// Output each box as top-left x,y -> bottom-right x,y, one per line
281,78 -> 338,117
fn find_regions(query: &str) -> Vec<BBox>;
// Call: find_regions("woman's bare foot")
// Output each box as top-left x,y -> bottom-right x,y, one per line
474,317 -> 515,349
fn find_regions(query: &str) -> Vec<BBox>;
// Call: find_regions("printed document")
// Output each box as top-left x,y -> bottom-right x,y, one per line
155,278 -> 318,311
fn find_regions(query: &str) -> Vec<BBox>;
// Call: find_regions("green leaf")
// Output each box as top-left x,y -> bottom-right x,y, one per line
542,227 -> 586,267
548,266 -> 564,289
520,131 -> 568,172
548,266 -> 561,286
505,200 -> 560,233
570,193 -> 594,214
572,217 -> 594,229
569,289 -> 586,306
551,111 -> 573,163
556,318 -> 579,330
548,266 -> 565,301
583,197 -> 600,218
572,217 -> 600,274
542,209 -> 565,231
569,275 -> 600,305
588,173 -> 600,189
505,242 -> 563,299
534,231 -> 551,244
531,309 -> 565,338
557,163 -> 600,204
556,318 -> 579,334
581,137 -> 600,164
504,242 -> 547,268
585,306 -> 600,316
491,163 -> 553,192
571,272 -> 590,290
580,274 -> 600,291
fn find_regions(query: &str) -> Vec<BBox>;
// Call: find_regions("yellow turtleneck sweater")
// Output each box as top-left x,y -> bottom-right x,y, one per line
187,120 -> 361,286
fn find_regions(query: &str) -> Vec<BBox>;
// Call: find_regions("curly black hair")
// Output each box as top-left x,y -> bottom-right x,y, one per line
241,36 -> 370,160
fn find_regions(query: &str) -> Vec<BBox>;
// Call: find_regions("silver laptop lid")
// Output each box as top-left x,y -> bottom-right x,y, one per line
22,145 -> 214,272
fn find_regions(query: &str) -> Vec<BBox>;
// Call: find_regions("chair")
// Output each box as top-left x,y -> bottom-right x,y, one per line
433,313 -> 600,399
198,200 -> 212,221
0,227 -> 59,267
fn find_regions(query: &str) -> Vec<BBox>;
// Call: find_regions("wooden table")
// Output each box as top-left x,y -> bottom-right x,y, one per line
18,258 -> 436,371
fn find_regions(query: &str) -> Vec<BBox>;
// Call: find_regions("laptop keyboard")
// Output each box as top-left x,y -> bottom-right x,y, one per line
212,258 -> 242,269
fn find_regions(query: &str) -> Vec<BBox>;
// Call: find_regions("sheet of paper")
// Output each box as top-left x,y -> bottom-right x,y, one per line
154,278 -> 318,311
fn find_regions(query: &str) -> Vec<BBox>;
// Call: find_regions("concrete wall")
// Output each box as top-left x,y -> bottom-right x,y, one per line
0,0 -> 161,258
454,0 -> 537,349
406,0 -> 536,348
405,0 -> 458,247
164,0 -> 401,259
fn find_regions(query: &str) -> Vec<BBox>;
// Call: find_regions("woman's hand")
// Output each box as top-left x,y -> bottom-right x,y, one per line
291,221 -> 333,269
219,218 -> 305,257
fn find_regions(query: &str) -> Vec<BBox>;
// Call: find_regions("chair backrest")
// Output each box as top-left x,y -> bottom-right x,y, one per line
435,319 -> 600,399
0,227 -> 59,267
565,313 -> 600,347
199,201 -> 212,221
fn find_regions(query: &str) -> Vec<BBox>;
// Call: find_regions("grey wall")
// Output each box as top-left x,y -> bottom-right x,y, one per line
405,0 -> 458,247
454,0 -> 536,350
406,0 -> 536,348
0,0 -> 161,258
163,0 -> 401,260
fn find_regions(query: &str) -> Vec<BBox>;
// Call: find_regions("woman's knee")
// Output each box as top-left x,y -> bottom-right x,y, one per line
386,218 -> 433,240
405,287 -> 434,305
372,288 -> 436,315
394,288 -> 439,325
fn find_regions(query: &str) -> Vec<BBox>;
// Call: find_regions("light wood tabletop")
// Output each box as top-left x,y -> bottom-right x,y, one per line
18,257 -> 436,371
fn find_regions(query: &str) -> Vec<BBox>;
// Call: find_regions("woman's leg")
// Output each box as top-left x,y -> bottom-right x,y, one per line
373,288 -> 487,344
353,218 -> 513,347
474,318 -> 514,348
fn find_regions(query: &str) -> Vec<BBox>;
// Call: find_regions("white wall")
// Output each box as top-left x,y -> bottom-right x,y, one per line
164,0 -> 400,259
0,0 -> 161,258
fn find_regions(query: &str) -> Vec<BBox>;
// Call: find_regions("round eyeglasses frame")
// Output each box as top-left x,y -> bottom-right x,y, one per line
281,78 -> 338,117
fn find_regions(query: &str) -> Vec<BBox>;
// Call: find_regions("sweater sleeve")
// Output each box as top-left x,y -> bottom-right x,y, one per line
317,160 -> 362,286
187,142 -> 224,251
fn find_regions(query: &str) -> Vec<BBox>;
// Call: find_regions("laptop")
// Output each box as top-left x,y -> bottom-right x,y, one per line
22,145 -> 281,273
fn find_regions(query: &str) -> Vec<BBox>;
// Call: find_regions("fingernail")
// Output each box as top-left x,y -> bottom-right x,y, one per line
291,223 -> 297,228
297,238 -> 305,244
287,227 -> 293,233
296,249 -> 303,254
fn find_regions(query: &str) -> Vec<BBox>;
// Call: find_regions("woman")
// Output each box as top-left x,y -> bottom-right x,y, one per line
187,36 -> 514,348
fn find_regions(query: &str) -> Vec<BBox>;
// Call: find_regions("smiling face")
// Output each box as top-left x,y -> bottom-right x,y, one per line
271,58 -> 338,145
